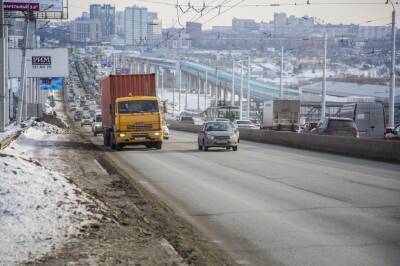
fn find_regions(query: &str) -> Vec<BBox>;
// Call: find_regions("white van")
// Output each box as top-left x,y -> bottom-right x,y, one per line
338,102 -> 385,138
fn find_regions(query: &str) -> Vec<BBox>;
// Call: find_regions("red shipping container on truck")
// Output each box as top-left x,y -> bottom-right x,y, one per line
101,74 -> 156,128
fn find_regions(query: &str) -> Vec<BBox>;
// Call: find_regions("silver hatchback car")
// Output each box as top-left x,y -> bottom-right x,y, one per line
198,121 -> 239,151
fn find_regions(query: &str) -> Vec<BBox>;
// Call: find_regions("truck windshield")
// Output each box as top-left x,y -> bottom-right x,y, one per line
118,100 -> 159,114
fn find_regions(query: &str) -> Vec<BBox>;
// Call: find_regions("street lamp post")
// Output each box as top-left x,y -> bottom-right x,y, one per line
321,32 -> 327,119
231,60 -> 235,106
389,0 -> 396,128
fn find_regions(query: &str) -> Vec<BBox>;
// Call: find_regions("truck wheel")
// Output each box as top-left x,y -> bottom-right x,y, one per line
116,144 -> 123,151
155,142 -> 162,149
198,144 -> 202,150
103,129 -> 110,146
233,146 -> 238,151
110,133 -> 116,150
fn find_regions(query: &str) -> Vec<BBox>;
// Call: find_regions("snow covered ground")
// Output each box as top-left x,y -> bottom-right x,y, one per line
0,123 -> 21,144
0,122 -> 97,265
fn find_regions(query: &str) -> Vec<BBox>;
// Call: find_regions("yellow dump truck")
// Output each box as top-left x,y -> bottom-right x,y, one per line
101,74 -> 163,150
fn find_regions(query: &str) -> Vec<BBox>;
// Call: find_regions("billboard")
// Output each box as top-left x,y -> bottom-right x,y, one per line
39,77 -> 63,90
4,0 -> 63,12
9,48 -> 69,78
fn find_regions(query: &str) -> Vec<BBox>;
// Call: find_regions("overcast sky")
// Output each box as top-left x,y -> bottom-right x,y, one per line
68,0 -> 395,29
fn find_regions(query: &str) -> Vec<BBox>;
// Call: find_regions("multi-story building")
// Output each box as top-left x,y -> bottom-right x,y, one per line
147,18 -> 162,49
358,26 -> 390,40
232,18 -> 258,32
70,16 -> 102,45
162,28 -> 191,49
115,11 -> 125,36
125,6 -> 148,47
89,4 -> 115,42
186,22 -> 202,38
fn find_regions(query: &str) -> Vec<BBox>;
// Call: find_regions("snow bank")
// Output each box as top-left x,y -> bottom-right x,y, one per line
0,124 -> 21,144
0,124 -> 99,265
31,120 -> 66,135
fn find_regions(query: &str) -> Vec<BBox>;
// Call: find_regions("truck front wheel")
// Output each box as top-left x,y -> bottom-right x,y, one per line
110,132 -> 116,150
155,141 -> 162,150
104,129 -> 110,146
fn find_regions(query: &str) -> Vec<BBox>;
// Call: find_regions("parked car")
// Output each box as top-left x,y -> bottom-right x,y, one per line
74,110 -> 83,121
91,113 -> 103,136
309,117 -> 359,138
198,121 -> 238,151
162,120 -> 170,139
234,120 -> 258,129
81,113 -> 92,127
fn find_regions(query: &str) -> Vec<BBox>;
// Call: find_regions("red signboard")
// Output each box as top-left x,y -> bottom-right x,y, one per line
4,2 -> 40,11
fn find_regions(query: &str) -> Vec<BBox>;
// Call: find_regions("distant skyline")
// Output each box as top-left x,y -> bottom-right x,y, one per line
69,0 -> 395,28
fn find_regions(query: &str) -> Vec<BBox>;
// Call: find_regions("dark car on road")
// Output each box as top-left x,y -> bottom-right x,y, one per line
74,110 -> 83,122
198,121 -> 239,151
309,117 -> 359,138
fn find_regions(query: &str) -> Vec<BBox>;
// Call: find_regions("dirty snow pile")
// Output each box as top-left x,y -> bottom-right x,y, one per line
0,124 -> 96,264
31,120 -> 66,134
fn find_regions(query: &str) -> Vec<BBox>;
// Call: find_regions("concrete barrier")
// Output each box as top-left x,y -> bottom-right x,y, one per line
168,121 -> 400,163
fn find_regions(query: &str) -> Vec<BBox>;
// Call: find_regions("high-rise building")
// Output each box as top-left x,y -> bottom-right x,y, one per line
115,11 -> 125,36
124,6 -> 148,46
89,4 -> 115,41
70,16 -> 102,44
147,18 -> 162,49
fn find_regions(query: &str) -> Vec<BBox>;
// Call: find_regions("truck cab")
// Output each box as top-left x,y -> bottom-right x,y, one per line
106,96 -> 163,150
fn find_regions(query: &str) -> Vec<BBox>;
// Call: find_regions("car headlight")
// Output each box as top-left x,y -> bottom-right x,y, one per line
230,135 -> 236,141
119,133 -> 126,137
154,132 -> 160,136
207,135 -> 214,140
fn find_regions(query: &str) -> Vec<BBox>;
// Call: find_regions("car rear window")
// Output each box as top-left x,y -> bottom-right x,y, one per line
328,120 -> 355,129
206,122 -> 233,131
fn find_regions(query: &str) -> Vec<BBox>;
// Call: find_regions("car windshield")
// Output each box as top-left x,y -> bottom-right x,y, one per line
83,114 -> 91,119
205,122 -> 232,132
118,100 -> 158,114
237,120 -> 252,124
95,115 -> 102,122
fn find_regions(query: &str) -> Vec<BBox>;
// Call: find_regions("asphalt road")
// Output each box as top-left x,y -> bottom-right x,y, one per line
90,129 -> 400,266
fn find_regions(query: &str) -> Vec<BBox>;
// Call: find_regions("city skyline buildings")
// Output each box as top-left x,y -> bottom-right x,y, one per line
68,0 -> 394,29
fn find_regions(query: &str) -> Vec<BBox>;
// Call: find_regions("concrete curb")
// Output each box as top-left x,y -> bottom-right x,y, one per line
168,121 -> 400,163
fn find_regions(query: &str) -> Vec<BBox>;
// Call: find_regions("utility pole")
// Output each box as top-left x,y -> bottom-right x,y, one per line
321,32 -> 327,119
186,75 -> 190,110
0,0 -> 7,131
279,45 -> 284,99
240,63 -> 244,120
215,66 -> 219,106
17,14 -> 30,124
231,60 -> 235,106
178,69 -> 181,113
204,70 -> 207,110
389,3 -> 396,128
247,56 -> 251,120
161,69 -> 164,100
197,74 -> 200,112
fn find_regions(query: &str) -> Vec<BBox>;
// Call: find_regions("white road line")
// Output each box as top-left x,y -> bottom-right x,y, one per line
94,159 -> 108,175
